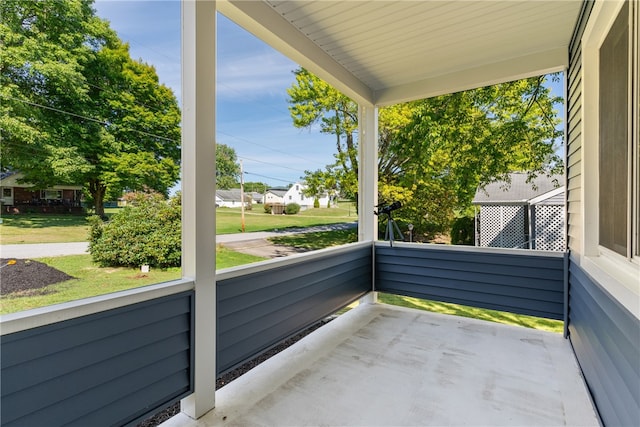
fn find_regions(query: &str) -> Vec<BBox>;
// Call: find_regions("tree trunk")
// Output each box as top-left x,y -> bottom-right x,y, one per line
89,179 -> 107,219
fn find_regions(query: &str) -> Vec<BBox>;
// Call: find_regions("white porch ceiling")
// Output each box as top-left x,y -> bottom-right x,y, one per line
218,0 -> 583,106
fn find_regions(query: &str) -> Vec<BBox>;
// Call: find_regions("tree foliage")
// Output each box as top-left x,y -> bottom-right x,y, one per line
287,68 -> 359,199
1,0 -> 181,217
287,69 -> 563,239
216,143 -> 240,189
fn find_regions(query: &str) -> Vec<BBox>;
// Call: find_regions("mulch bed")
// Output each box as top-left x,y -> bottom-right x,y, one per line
136,318 -> 333,427
0,258 -> 75,295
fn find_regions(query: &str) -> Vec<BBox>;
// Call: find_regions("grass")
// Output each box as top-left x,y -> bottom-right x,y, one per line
1,214 -> 90,244
216,204 -> 356,234
269,228 -> 357,250
0,205 -> 356,244
377,293 -> 564,334
0,248 -> 267,315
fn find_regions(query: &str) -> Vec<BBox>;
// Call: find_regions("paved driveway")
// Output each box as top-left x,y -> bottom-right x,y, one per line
0,222 -> 357,259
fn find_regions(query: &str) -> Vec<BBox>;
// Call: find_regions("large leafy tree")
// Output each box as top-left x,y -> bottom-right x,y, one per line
288,69 -> 562,237
287,68 -> 359,199
216,143 -> 240,189
1,0 -> 181,217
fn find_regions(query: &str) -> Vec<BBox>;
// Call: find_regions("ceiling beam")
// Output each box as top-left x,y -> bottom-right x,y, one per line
374,47 -> 568,106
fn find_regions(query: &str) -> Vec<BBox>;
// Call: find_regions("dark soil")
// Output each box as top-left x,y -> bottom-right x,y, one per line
136,318 -> 333,427
0,258 -> 75,295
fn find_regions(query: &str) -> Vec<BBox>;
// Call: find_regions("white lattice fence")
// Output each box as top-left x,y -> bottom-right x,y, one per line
479,205 -> 527,248
534,205 -> 565,251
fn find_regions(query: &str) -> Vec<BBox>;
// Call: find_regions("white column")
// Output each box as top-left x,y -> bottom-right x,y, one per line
358,104 -> 378,241
181,0 -> 217,419
358,104 -> 378,305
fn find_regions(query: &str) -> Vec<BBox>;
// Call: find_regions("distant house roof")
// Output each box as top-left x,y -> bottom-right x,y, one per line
472,173 -> 564,205
216,189 -> 250,202
266,189 -> 287,197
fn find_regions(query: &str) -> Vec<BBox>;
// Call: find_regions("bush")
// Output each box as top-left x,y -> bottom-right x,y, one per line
313,198 -> 320,208
450,216 -> 475,245
264,203 -> 272,214
285,203 -> 300,215
88,192 -> 181,268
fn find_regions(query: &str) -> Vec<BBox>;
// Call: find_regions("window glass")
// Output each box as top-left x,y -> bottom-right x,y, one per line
599,2 -> 629,257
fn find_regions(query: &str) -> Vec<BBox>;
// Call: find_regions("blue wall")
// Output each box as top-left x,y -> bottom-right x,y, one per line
1,291 -> 194,427
217,244 -> 372,374
568,262 -> 640,426
376,244 -> 566,320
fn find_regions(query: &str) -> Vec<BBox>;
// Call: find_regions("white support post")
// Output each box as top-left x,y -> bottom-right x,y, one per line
358,104 -> 378,305
181,0 -> 217,419
358,104 -> 378,242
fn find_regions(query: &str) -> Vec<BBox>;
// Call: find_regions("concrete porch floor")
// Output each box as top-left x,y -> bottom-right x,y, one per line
161,303 -> 599,427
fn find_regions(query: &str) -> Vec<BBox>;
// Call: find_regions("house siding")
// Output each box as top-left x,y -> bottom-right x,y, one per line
0,291 -> 194,427
566,0 -> 593,256
217,244 -> 372,375
565,2 -> 640,426
568,261 -> 640,426
375,243 -> 566,320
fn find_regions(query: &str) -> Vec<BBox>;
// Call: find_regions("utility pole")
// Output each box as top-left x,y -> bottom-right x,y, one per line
240,159 -> 245,232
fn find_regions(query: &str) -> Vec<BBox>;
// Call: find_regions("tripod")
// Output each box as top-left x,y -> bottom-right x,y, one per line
382,212 -> 404,247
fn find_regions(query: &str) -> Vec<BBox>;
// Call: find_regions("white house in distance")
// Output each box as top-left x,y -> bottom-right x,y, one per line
266,182 -> 330,209
215,189 -> 256,208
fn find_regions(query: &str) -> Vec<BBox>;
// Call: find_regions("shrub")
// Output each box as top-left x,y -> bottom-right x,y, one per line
450,216 -> 475,245
285,203 -> 300,215
88,192 -> 181,268
313,198 -> 320,208
264,203 -> 272,214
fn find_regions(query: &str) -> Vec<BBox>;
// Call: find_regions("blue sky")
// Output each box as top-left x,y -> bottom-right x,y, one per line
94,0 -> 337,189
93,1 -> 565,189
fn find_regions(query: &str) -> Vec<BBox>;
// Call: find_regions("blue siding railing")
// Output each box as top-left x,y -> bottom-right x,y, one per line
376,243 -> 566,320
217,243 -> 372,375
0,291 -> 194,427
568,261 -> 640,427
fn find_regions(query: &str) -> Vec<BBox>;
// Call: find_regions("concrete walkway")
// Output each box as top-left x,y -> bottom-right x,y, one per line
0,222 -> 357,259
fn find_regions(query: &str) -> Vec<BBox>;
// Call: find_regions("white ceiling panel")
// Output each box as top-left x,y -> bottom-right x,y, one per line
219,0 -> 583,105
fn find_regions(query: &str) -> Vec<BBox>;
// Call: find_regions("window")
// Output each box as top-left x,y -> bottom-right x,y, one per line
42,189 -> 62,200
3,188 -> 12,197
598,1 -> 639,260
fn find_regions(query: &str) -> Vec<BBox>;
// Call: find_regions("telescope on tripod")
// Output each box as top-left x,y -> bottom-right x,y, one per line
374,201 -> 403,247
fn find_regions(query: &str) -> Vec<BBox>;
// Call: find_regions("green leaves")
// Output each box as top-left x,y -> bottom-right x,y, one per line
2,0 -> 181,217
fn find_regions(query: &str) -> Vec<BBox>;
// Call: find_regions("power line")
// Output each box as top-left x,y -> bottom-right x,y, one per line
218,130 -> 321,164
3,95 -> 178,143
244,171 -> 297,184
238,155 -> 306,173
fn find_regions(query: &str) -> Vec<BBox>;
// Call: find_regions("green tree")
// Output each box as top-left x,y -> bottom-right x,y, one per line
382,76 -> 563,237
287,67 -> 359,199
216,143 -> 240,189
1,0 -> 181,217
287,69 -> 562,238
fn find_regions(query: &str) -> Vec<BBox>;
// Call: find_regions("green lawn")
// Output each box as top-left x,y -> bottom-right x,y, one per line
0,248 -> 266,315
216,204 -> 356,234
0,205 -> 356,244
378,293 -> 563,334
269,228 -> 357,250
1,214 -> 90,244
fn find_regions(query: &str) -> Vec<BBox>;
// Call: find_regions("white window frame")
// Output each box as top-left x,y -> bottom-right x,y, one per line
581,0 -> 639,317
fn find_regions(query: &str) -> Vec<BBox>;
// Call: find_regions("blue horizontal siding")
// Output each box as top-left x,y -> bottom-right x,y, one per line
568,262 -> 640,427
1,291 -> 194,427
376,244 -> 565,319
217,245 -> 372,374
